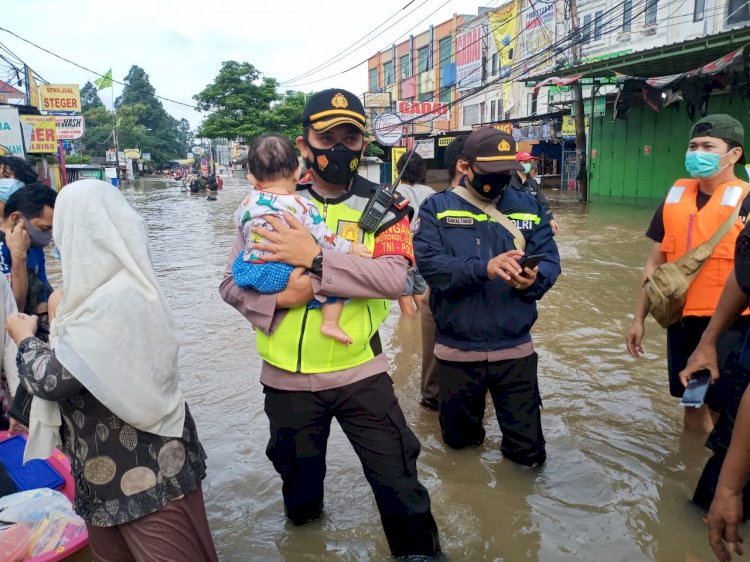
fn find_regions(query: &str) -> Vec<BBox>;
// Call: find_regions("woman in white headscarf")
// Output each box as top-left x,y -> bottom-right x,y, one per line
6,179 -> 218,562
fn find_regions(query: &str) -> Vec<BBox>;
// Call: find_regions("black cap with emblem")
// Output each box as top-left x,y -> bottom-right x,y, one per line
302,88 -> 367,134
463,127 -> 524,173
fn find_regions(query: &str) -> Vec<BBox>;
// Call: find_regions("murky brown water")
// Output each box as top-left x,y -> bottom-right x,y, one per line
67,176 -> 732,561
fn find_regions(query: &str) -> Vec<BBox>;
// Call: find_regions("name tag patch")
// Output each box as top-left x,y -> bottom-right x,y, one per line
445,217 -> 475,227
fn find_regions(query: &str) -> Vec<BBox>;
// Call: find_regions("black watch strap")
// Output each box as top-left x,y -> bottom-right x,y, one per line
310,251 -> 324,274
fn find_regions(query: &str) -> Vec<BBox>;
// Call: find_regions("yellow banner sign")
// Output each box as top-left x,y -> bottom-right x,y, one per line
391,146 -> 407,184
20,115 -> 58,153
561,115 -> 589,137
437,136 -> 456,147
123,148 -> 141,159
489,2 -> 519,111
25,67 -> 40,109
40,84 -> 82,113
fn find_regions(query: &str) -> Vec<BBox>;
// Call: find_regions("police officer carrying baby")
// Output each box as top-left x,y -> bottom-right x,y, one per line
220,89 -> 441,557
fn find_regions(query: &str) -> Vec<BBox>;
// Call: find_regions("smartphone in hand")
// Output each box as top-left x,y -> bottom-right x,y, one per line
681,370 -> 711,408
518,254 -> 545,270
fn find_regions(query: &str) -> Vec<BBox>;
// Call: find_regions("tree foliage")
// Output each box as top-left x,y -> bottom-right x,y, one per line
80,81 -> 104,111
78,66 -> 191,165
193,61 -> 280,142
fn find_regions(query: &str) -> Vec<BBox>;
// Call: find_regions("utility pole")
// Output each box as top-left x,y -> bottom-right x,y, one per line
569,0 -> 588,202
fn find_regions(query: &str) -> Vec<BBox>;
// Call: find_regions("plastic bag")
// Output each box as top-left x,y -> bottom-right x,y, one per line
0,489 -> 85,562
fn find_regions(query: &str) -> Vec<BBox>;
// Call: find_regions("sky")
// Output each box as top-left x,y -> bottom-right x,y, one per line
1,0 -> 495,130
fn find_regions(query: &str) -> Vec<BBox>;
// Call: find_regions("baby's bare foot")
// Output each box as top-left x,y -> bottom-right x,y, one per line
320,321 -> 353,345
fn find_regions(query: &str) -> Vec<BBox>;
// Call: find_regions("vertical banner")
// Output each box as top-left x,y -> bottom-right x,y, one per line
391,146 -> 407,184
489,2 -> 519,111
0,107 -> 25,156
521,3 -> 555,75
25,67 -> 40,108
455,27 -> 482,91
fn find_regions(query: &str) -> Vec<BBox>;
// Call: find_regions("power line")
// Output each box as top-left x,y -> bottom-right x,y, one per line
0,26 -> 199,110
382,0 -> 688,130
280,0 -> 432,86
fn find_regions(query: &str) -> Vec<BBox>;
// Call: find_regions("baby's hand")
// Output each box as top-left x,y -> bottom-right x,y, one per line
350,244 -> 372,258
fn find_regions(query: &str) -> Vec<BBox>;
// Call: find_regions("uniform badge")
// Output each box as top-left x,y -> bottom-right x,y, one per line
317,155 -> 329,170
332,93 -> 348,108
498,140 -> 510,152
337,220 -> 364,244
393,193 -> 410,210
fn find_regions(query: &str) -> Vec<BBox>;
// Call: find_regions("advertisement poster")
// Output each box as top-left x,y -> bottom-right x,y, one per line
40,84 -> 82,113
0,107 -> 24,156
489,2 -> 519,110
456,26 -> 482,91
20,115 -> 58,153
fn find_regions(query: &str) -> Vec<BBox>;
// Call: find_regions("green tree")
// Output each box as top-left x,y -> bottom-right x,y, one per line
177,118 -> 192,156
80,81 -> 105,112
79,105 -> 113,157
193,61 -> 279,142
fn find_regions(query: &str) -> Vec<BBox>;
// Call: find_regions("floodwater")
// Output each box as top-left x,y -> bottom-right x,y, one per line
68,176 -> 734,561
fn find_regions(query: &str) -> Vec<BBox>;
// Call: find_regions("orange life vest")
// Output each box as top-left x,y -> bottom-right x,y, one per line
661,179 -> 750,317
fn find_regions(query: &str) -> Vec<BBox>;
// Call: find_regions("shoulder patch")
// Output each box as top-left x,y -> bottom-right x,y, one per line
392,191 -> 410,210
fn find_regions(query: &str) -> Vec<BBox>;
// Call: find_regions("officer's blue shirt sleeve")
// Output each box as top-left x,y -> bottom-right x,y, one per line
518,197 -> 560,301
414,195 -> 491,291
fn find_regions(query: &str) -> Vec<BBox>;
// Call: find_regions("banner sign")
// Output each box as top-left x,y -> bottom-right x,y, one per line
561,115 -> 589,137
373,112 -> 403,146
0,107 -> 24,156
489,3 -> 519,109
20,115 -> 57,153
396,100 -> 450,123
437,136 -> 456,147
123,148 -> 141,159
142,153 -> 152,161
364,92 -> 392,108
456,27 -> 482,91
191,146 -> 204,155
391,146 -> 407,185
414,138 -> 435,159
55,115 -> 85,140
40,84 -> 82,113
520,3 -> 555,75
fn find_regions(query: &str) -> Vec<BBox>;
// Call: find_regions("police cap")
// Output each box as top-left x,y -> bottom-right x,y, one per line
302,88 -> 366,134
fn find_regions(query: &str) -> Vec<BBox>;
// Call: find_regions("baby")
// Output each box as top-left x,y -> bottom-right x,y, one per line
232,133 -> 370,345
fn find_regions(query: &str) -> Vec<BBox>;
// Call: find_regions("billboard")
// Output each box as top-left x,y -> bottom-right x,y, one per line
364,92 -> 392,108
123,148 -> 141,159
396,100 -> 450,123
456,26 -> 482,91
20,115 -> 57,153
0,107 -> 24,156
520,3 -> 555,75
40,84 -> 82,114
55,115 -> 85,140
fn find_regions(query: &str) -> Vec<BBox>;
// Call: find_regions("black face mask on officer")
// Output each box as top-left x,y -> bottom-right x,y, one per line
468,169 -> 512,200
307,143 -> 361,186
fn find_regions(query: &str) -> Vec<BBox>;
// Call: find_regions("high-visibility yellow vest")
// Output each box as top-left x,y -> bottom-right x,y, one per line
255,182 -> 395,373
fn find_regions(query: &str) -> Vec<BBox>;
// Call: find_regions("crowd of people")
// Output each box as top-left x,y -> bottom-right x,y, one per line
0,93 -> 749,562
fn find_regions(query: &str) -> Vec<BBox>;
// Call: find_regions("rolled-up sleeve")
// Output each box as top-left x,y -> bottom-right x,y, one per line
313,252 -> 408,300
219,229 -> 286,335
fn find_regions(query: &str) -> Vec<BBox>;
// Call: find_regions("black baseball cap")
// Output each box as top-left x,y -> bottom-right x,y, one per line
463,127 -> 523,173
690,114 -> 744,145
302,88 -> 366,134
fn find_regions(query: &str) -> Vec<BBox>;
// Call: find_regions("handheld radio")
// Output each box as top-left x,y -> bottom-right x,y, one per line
358,150 -> 415,232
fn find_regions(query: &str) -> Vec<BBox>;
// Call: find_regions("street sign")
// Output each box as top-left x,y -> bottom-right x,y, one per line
39,84 -> 82,114
373,112 -> 403,146
191,146 -> 204,155
55,115 -> 85,140
364,92 -> 391,109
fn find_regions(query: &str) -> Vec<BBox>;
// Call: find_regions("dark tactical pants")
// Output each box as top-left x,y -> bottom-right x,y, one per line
263,373 -> 441,558
438,353 -> 546,467
693,340 -> 750,519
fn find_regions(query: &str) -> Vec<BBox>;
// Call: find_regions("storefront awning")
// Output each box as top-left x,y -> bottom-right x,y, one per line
523,27 -> 750,85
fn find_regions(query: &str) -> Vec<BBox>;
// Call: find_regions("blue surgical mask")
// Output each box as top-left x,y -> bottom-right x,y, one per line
0,178 -> 23,202
684,150 -> 730,178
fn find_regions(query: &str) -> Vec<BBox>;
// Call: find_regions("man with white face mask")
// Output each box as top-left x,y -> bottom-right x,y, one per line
0,156 -> 38,216
626,114 -> 750,432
